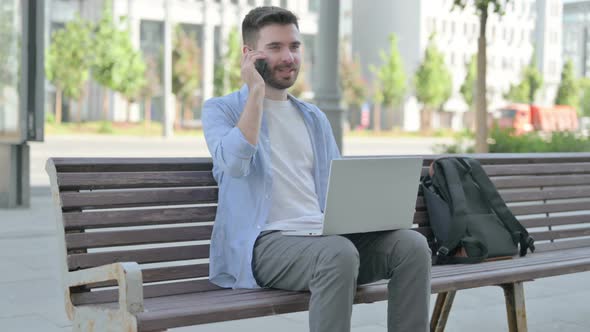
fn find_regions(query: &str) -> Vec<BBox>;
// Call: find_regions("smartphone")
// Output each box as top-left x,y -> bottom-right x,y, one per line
255,59 -> 268,79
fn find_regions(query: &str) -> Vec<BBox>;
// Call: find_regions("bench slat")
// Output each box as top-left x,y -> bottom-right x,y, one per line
65,225 -> 213,250
529,227 -> 590,241
534,238 -> 590,252
53,157 -> 213,172
60,188 -> 218,210
86,264 -> 210,288
492,174 -> 590,189
500,186 -> 590,202
519,214 -> 590,228
67,244 -> 210,270
72,279 -> 221,305
482,163 -> 590,176
509,201 -> 590,216
57,171 -> 217,190
63,206 -> 217,230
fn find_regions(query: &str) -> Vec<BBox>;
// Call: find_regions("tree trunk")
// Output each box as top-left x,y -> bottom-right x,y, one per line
55,87 -> 63,124
476,7 -> 489,153
373,102 -> 382,133
175,99 -> 182,130
102,89 -> 110,121
144,97 -> 152,128
421,107 -> 432,132
77,95 -> 83,124
125,98 -> 131,123
183,101 -> 193,122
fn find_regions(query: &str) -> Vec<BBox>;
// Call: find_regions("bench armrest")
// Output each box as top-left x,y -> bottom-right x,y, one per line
67,262 -> 144,314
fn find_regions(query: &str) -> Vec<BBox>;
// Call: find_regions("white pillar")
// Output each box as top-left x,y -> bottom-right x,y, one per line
314,0 -> 343,151
202,1 -> 214,101
163,0 -> 174,137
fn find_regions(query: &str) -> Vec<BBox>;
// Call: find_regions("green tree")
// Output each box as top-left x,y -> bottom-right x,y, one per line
525,50 -> 543,103
370,34 -> 407,132
173,27 -> 202,129
555,60 -> 579,107
92,0 -> 146,122
414,34 -> 453,131
212,27 -> 242,95
45,17 -> 93,124
340,45 -> 368,128
226,27 -> 242,93
140,55 -> 161,127
117,44 -> 146,122
460,54 -> 477,109
579,78 -> 590,117
504,81 -> 529,104
453,0 -> 512,152
505,51 -> 543,104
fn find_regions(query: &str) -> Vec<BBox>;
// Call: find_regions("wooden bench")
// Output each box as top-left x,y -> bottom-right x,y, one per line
46,153 -> 590,332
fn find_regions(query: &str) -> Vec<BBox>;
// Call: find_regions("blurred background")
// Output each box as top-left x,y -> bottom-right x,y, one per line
2,0 -> 590,208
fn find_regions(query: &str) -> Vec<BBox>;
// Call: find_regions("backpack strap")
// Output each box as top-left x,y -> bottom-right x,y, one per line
462,158 -> 536,256
436,236 -> 488,264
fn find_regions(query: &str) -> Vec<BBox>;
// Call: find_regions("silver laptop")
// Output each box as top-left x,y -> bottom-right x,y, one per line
282,157 -> 423,236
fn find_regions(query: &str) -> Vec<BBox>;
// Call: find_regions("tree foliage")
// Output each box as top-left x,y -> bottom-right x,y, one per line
371,34 -> 407,109
460,54 -> 477,108
92,0 -> 146,120
504,51 -> 543,104
340,46 -> 368,108
415,35 -> 452,109
173,27 -> 202,106
555,60 -> 579,107
45,16 -> 93,123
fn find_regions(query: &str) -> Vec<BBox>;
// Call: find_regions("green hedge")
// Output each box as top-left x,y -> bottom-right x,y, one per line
436,126 -> 590,154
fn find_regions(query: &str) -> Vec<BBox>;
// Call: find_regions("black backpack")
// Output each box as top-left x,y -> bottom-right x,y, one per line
421,157 -> 535,264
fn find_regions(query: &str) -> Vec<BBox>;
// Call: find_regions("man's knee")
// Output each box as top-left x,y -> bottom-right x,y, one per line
393,230 -> 432,265
318,236 -> 360,276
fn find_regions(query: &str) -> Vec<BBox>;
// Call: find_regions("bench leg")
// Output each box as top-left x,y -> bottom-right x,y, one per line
501,282 -> 528,332
430,291 -> 456,332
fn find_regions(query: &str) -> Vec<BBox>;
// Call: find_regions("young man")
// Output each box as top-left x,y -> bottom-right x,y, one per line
202,6 -> 431,332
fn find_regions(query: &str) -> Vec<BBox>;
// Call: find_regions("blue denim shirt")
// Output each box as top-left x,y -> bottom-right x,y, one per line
202,85 -> 341,289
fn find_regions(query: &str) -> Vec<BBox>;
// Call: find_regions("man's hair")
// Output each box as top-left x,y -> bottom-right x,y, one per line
242,6 -> 299,48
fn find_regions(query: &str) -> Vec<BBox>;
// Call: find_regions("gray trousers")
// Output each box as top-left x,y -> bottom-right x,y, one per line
252,229 -> 432,332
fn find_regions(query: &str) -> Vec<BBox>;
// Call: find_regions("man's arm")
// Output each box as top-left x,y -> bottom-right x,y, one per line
201,49 -> 267,178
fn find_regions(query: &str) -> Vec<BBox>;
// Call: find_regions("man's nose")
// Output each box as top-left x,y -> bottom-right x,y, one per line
280,49 -> 294,63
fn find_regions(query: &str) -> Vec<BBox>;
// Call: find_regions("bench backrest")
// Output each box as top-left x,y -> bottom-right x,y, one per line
46,153 -> 590,306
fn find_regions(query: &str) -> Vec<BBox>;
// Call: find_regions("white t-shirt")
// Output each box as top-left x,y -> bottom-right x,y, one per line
262,98 -> 324,231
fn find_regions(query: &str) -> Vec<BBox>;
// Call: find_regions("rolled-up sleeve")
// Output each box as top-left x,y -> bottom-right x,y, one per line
202,99 -> 257,177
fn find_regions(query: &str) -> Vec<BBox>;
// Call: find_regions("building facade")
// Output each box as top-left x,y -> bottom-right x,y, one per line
46,0 -> 320,124
563,0 -> 590,77
348,0 -> 562,131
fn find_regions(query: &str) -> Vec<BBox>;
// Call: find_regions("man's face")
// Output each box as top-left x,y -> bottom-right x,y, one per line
254,24 -> 302,90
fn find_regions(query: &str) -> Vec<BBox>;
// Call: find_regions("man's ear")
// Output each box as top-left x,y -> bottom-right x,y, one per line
242,45 -> 252,55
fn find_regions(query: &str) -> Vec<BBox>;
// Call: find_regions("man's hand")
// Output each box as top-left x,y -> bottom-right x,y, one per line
241,50 -> 266,94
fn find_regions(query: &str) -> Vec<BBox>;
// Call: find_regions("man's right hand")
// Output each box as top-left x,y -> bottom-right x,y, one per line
241,50 -> 266,94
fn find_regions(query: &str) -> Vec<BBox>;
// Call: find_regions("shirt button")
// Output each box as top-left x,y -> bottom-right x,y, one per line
256,225 -> 261,229
265,194 -> 270,199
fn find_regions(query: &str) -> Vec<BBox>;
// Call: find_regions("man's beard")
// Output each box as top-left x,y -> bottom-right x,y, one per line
263,63 -> 300,90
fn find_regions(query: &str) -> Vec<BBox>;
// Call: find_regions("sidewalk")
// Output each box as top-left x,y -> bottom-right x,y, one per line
1,135 -> 589,331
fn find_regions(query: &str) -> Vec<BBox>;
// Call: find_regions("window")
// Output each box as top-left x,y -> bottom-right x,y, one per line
281,0 -> 287,8
264,0 -> 272,6
0,0 -> 22,141
248,0 -> 256,6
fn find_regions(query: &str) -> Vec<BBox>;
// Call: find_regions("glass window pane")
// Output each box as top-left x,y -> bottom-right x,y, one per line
0,0 -> 22,141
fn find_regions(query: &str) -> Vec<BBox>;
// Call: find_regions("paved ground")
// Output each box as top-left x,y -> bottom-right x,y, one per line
1,135 -> 589,331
